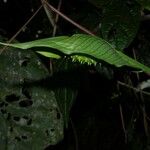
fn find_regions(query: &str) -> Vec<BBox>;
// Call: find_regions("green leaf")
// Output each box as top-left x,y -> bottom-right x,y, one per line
101,0 -> 140,49
55,88 -> 77,128
1,34 -> 150,73
37,51 -> 61,58
0,47 -> 49,85
0,87 -> 64,150
0,48 -> 64,149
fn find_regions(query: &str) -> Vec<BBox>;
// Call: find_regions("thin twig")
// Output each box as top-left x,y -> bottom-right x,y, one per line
0,5 -> 42,54
146,115 -> 150,122
132,48 -> 140,80
117,81 -> 150,96
132,48 -> 149,137
43,0 -> 95,36
41,0 -> 55,27
117,82 -> 128,143
119,104 -> 128,144
140,91 -> 149,137
52,0 -> 62,36
49,0 -> 62,76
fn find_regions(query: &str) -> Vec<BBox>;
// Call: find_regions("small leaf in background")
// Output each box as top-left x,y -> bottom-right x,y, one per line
136,0 -> 150,10
101,0 -> 141,49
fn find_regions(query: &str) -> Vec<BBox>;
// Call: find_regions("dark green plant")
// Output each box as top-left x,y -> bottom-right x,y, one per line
0,0 -> 150,149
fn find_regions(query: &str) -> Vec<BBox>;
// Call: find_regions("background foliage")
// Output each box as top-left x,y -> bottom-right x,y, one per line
0,0 -> 150,149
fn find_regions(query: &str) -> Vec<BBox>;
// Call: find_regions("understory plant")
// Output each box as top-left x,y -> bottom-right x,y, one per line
0,0 -> 150,149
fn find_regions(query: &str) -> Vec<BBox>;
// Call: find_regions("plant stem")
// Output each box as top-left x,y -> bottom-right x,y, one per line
41,0 -> 55,27
117,81 -> 150,96
119,104 -> 127,144
52,0 -> 62,36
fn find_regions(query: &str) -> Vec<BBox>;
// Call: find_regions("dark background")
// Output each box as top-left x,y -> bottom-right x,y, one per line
0,0 -> 150,150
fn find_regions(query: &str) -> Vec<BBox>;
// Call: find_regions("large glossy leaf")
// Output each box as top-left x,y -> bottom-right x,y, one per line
1,34 -> 150,73
0,48 -> 64,149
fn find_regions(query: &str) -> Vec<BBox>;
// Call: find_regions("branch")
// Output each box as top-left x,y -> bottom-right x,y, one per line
119,104 -> 127,144
117,81 -> 150,96
41,0 -> 55,27
52,0 -> 62,36
0,5 -> 42,54
43,0 -> 95,36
